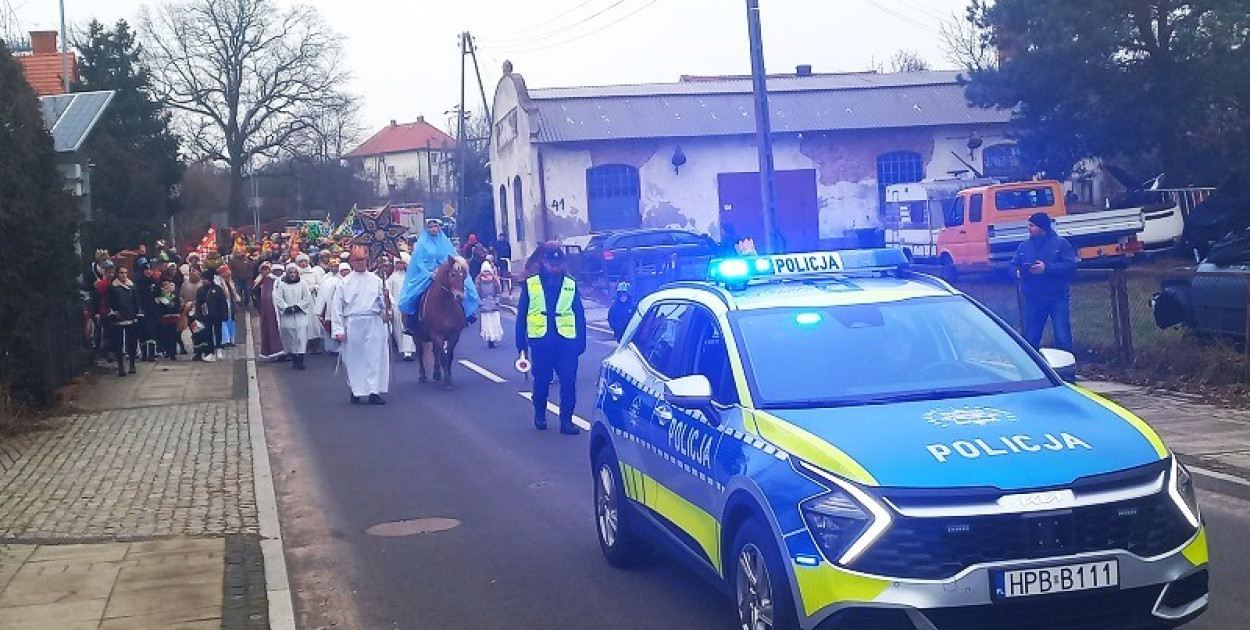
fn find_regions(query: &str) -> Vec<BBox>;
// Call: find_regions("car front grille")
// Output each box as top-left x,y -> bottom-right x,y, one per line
849,492 -> 1195,580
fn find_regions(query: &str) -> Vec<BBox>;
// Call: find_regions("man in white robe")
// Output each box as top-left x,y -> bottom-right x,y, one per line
272,265 -> 313,370
333,250 -> 391,404
317,262 -> 348,353
295,254 -> 323,350
386,259 -> 417,361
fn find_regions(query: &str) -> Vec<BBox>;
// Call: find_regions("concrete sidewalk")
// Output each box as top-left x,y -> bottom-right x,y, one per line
0,330 -> 267,629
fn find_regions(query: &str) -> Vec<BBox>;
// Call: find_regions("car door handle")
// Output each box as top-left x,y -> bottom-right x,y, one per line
654,405 -> 673,425
607,383 -> 624,400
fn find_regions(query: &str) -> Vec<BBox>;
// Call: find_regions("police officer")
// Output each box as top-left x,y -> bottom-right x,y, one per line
516,244 -> 586,434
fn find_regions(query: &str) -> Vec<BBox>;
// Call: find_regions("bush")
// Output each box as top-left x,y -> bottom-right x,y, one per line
0,42 -> 84,410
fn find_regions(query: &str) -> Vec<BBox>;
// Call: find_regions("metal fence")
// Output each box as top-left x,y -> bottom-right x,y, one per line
924,265 -> 1250,382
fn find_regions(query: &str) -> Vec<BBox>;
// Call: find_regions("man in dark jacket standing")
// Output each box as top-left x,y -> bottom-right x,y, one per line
516,245 -> 586,434
1010,212 -> 1077,352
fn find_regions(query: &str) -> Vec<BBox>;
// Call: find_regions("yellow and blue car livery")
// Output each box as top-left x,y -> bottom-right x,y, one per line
588,249 -> 1208,630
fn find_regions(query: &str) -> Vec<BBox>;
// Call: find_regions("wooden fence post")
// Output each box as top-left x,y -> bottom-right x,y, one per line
1117,271 -> 1134,365
1109,271 -> 1133,365
1014,279 -> 1027,334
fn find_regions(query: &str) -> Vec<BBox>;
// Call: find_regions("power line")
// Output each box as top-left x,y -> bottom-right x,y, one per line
477,0 -> 635,47
479,0 -> 661,54
477,0 -> 599,39
856,0 -> 941,34
889,0 -> 949,22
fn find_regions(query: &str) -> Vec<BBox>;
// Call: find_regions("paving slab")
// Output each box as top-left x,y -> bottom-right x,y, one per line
0,561 -> 119,607
103,581 -> 222,620
26,543 -> 130,564
0,597 -> 108,627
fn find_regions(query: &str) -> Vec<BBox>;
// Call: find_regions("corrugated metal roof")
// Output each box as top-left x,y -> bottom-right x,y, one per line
525,71 -> 1010,144
39,90 -> 115,153
529,70 -> 966,99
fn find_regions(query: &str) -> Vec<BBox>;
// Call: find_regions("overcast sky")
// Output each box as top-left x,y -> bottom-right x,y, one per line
12,0 -> 970,143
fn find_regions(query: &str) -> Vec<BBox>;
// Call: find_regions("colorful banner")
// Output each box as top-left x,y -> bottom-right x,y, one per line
332,205 -> 358,239
196,226 -> 218,256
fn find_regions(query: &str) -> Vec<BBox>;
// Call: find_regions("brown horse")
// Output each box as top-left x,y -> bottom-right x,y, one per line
413,256 -> 469,389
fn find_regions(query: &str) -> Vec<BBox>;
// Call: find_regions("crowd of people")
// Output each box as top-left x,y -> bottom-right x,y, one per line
89,220 -> 607,425
89,225 -> 514,389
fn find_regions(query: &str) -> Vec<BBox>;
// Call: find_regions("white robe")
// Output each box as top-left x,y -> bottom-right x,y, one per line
316,273 -> 342,352
386,270 -> 416,355
332,271 -> 390,396
298,266 -> 322,339
272,278 -> 313,355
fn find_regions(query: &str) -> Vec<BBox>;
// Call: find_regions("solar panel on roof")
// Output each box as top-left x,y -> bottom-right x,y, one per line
38,90 -> 115,153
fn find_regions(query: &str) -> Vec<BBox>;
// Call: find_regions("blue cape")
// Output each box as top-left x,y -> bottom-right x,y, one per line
398,230 -> 480,316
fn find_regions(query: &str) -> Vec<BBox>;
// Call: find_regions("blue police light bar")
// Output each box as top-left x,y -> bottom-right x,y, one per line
707,248 -> 909,287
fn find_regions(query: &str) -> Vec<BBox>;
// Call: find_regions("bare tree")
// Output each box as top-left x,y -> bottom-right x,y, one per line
142,0 -> 348,225
293,93 -> 366,161
889,50 -> 932,73
940,10 -> 995,71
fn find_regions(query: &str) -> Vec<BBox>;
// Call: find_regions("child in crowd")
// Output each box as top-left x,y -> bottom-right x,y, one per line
607,282 -> 636,342
154,280 -> 182,360
476,262 -> 504,348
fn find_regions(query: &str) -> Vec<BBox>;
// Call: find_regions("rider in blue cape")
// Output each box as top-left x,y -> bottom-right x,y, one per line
398,219 -> 480,326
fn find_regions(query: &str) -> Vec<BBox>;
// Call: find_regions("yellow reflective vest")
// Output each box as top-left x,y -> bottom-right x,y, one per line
526,275 -> 577,339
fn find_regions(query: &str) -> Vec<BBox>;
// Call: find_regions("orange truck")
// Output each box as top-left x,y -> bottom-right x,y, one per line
885,180 -> 1144,271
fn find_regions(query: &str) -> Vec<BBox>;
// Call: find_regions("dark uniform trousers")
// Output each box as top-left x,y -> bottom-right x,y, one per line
530,339 -> 578,424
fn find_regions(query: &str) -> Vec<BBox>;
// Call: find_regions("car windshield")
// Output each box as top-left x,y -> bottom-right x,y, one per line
731,296 -> 1051,409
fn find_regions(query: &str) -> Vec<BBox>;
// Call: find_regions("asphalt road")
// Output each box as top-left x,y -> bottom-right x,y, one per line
260,313 -> 1250,630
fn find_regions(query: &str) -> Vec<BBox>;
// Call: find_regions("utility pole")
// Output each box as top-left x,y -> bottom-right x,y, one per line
58,0 -> 69,92
456,31 -> 468,229
746,0 -> 780,254
465,33 -> 491,122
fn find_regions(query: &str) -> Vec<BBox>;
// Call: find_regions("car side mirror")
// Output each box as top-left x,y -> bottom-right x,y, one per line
663,375 -> 714,410
1040,348 -> 1077,382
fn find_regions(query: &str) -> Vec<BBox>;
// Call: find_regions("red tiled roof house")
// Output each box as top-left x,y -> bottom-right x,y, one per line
15,31 -> 77,96
346,117 -> 457,200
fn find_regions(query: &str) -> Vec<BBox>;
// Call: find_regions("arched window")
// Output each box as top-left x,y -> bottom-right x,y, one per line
586,164 -> 641,232
498,184 -> 510,240
876,151 -> 925,215
983,144 -> 1027,181
513,176 -> 526,242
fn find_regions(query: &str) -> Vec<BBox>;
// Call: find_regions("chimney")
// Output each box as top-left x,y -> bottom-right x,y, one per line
30,30 -> 58,55
795,64 -> 813,77
390,119 -> 397,127
417,115 -> 425,124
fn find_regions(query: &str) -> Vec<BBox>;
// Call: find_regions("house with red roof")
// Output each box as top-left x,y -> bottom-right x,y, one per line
14,31 -> 77,96
346,117 -> 457,201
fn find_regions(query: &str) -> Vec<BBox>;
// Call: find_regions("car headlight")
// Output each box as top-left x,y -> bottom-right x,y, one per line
798,461 -> 893,565
1169,457 -> 1201,529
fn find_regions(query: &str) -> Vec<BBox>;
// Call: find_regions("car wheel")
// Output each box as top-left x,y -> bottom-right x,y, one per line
593,449 -> 647,568
732,519 -> 799,630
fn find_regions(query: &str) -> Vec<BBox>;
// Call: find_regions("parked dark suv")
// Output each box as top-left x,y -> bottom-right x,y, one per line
1153,228 -> 1250,340
579,228 -> 719,284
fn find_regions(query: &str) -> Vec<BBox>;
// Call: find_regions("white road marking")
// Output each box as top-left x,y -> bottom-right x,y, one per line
518,392 -> 591,431
588,323 -> 614,335
1190,464 -> 1250,489
459,359 -> 507,383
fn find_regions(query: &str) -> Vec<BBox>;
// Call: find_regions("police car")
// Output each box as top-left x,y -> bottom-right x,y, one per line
589,249 -> 1208,630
